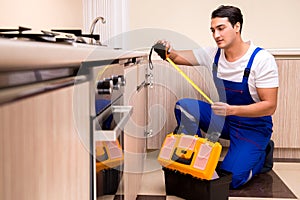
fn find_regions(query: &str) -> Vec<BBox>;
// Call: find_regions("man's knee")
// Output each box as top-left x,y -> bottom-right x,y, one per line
230,170 -> 252,189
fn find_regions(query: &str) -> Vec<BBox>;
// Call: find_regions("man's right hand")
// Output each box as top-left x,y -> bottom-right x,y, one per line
153,40 -> 173,60
153,40 -> 197,66
156,40 -> 173,53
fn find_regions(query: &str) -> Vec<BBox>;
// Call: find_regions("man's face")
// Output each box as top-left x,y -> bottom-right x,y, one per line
210,17 -> 239,49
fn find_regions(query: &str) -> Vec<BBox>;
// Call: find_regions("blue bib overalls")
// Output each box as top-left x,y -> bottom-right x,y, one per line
174,47 -> 273,188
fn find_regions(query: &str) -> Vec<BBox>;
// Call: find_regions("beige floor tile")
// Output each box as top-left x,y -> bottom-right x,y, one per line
138,169 -> 166,195
273,162 -> 300,200
166,196 -> 185,200
97,195 -> 115,200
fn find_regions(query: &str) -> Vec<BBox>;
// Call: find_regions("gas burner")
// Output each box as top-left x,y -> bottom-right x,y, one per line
51,29 -> 100,41
0,26 -> 101,45
0,26 -> 31,33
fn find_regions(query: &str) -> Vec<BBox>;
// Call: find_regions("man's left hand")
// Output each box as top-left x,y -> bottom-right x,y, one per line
211,102 -> 233,116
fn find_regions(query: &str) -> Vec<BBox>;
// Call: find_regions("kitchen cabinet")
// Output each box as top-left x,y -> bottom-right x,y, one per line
146,60 -> 214,149
0,82 -> 90,200
272,57 -> 300,159
0,38 -> 150,200
122,60 -> 147,200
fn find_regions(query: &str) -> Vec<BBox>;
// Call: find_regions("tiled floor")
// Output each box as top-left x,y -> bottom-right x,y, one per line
139,160 -> 300,200
98,153 -> 300,200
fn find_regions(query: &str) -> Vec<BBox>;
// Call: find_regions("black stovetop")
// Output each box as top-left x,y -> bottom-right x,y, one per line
0,26 -> 100,45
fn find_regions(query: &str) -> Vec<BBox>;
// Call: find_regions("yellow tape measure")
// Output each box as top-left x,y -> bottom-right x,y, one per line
166,57 -> 214,104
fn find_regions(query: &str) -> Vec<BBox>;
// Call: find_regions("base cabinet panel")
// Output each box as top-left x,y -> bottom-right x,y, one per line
0,83 -> 90,200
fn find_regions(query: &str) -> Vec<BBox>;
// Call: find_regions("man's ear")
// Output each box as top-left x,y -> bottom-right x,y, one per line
234,22 -> 241,33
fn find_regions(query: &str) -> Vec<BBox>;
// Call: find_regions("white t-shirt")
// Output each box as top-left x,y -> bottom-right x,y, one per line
192,42 -> 279,102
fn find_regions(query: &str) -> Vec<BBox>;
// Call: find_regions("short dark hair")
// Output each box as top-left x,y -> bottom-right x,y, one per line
211,5 -> 243,33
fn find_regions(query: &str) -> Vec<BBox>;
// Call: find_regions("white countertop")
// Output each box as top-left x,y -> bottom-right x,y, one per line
0,38 -> 147,71
1,38 -> 299,72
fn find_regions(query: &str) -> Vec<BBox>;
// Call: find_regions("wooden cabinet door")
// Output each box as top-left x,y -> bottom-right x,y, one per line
123,63 -> 147,200
0,83 -> 90,200
146,60 -> 213,149
272,59 -> 300,148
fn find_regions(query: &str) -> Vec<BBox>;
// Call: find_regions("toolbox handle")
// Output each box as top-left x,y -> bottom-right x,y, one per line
171,148 -> 194,165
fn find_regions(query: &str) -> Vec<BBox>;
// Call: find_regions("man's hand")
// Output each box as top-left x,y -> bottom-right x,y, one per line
153,40 -> 173,60
211,102 -> 234,116
156,40 -> 172,53
211,88 -> 278,117
153,40 -> 202,66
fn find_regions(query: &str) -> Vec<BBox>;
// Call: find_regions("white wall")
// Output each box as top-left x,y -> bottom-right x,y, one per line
82,0 -> 127,47
0,0 -> 125,47
1,0 -> 298,49
0,0 -> 83,30
128,0 -> 300,49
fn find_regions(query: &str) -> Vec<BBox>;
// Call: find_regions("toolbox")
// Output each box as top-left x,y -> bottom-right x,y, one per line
157,133 -> 222,180
96,140 -> 124,172
96,140 -> 124,196
158,133 -> 232,200
163,166 -> 232,200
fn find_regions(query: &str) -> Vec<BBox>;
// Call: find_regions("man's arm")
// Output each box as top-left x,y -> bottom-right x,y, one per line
156,40 -> 199,66
212,87 -> 278,117
168,49 -> 199,66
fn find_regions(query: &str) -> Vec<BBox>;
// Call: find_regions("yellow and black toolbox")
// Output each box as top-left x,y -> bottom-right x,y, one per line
95,140 -> 123,196
96,140 -> 124,172
158,133 -> 232,200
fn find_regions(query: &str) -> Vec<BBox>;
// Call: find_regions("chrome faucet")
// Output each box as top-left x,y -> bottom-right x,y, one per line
89,16 -> 106,45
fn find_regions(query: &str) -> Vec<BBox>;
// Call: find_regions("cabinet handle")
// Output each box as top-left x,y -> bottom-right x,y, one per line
44,75 -> 86,90
136,81 -> 146,92
0,75 -> 86,105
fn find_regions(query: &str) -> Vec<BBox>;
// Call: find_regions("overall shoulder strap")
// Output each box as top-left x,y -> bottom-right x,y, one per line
213,48 -> 221,71
244,47 -> 263,78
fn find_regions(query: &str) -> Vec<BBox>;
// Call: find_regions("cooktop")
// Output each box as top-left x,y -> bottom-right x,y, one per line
0,26 -> 101,45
